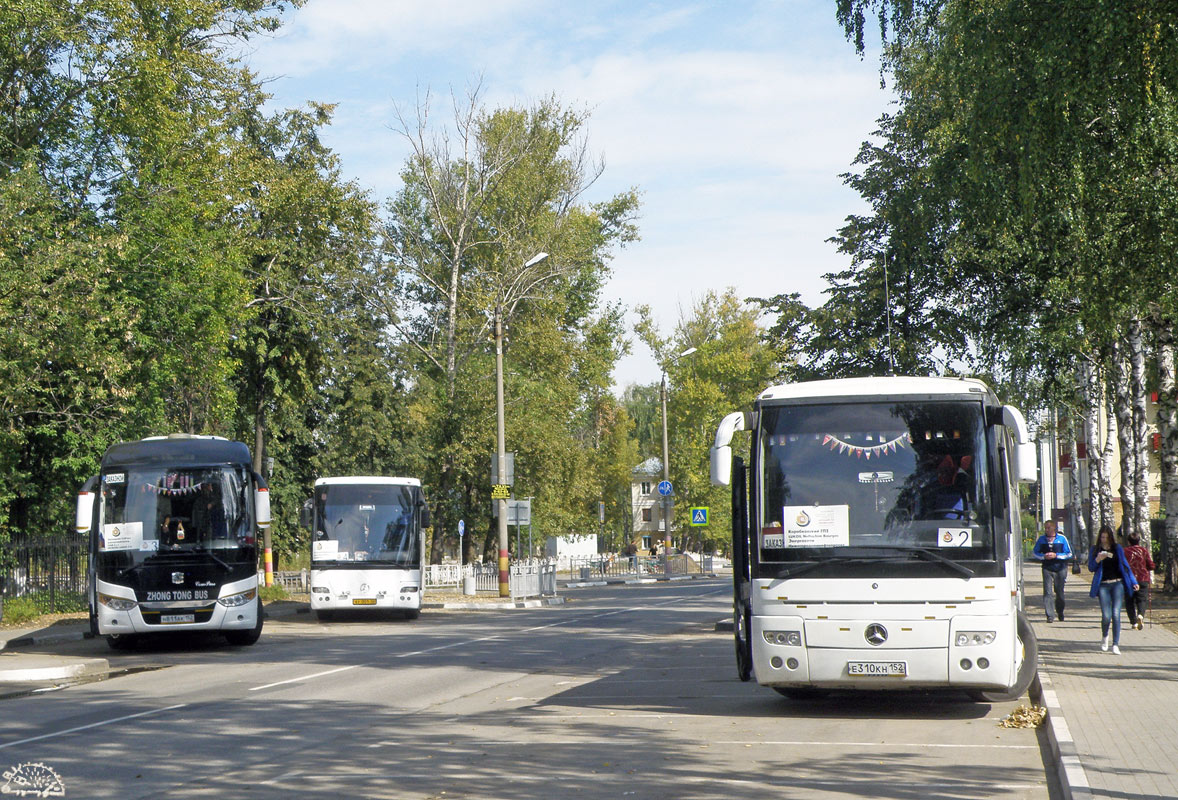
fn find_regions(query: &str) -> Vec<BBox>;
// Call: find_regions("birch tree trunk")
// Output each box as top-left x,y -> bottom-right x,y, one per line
1100,375 -> 1117,535
1079,358 -> 1109,532
1111,337 -> 1136,544
1129,317 -> 1151,544
1153,313 -> 1178,588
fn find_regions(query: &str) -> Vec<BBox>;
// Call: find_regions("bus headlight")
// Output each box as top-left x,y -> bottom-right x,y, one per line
218,589 -> 257,608
98,593 -> 137,611
763,630 -> 802,646
400,586 -> 419,593
955,630 -> 996,647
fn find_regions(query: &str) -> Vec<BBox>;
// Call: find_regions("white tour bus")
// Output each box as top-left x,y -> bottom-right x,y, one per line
77,434 -> 272,649
710,376 -> 1039,700
302,477 -> 429,620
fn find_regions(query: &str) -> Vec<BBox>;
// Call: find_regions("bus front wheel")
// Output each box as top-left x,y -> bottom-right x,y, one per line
225,601 -> 264,646
106,634 -> 139,651
972,610 -> 1038,702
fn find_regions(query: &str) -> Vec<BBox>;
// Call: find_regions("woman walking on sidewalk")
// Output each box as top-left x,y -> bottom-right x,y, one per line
1088,524 -> 1139,655
1123,531 -> 1155,630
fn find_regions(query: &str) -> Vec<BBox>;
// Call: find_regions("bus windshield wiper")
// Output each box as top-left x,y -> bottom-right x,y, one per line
882,546 -> 975,579
775,558 -> 878,580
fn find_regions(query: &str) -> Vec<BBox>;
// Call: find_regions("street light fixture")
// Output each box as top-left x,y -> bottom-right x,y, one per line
496,252 -> 549,597
660,346 -> 696,556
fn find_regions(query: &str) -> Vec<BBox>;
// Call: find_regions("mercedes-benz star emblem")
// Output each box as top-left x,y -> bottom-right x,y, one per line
865,623 -> 888,646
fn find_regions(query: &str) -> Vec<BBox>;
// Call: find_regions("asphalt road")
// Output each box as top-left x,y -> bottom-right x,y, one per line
0,579 -> 1055,799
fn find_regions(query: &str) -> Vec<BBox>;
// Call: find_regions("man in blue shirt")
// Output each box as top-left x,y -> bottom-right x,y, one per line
1031,520 -> 1072,622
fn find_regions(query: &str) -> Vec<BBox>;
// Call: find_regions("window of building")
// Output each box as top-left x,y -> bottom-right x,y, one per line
641,482 -> 651,495
642,508 -> 652,522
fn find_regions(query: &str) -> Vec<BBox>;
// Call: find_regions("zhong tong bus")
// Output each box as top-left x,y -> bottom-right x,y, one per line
77,435 -> 271,649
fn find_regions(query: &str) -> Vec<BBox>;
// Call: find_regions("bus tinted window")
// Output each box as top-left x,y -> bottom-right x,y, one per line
758,400 -> 992,561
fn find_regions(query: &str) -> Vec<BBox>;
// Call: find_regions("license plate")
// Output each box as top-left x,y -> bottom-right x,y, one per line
847,661 -> 907,677
160,614 -> 195,624
352,598 -> 376,606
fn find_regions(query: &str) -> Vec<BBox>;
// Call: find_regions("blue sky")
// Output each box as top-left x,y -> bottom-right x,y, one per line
241,0 -> 893,391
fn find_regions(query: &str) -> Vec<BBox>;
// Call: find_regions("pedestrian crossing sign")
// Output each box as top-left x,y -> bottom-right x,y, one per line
690,507 -> 709,526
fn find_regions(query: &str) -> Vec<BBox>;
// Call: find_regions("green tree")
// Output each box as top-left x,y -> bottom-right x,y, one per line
376,86 -> 639,563
636,290 -> 777,552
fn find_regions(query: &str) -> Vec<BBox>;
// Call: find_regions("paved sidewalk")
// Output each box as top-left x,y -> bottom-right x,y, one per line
1028,564 -> 1178,800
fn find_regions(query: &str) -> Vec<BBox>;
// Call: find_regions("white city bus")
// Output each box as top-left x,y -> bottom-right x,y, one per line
76,435 -> 272,649
710,376 -> 1039,700
302,477 -> 429,620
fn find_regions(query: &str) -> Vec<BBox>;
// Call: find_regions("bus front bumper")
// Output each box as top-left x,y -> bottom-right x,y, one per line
752,613 -> 1017,691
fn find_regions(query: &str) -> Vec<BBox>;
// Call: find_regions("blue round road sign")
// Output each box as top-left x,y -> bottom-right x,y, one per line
657,480 -> 673,496
458,519 -> 465,535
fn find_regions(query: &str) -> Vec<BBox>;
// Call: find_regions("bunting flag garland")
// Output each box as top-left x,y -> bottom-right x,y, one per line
144,473 -> 206,497
821,432 -> 910,459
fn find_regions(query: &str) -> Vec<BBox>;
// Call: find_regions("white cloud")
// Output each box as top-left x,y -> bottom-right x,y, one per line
244,0 -> 893,393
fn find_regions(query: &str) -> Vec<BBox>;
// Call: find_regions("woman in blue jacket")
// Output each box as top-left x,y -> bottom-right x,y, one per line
1088,523 -> 1139,655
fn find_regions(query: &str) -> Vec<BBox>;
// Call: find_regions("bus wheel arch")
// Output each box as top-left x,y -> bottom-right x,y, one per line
972,610 -> 1038,702
224,599 -> 264,646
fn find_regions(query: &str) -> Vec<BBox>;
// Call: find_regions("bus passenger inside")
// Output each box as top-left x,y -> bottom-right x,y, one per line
918,454 -> 973,520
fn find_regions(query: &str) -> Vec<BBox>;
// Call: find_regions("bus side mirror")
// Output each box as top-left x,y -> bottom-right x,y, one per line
711,446 -> 732,487
420,505 -> 431,529
711,411 -> 750,487
1013,442 -> 1037,483
1000,405 -> 1038,483
299,499 -> 312,531
76,475 -> 98,535
253,472 -> 271,529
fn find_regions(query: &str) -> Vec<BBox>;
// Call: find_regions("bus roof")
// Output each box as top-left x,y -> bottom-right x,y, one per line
314,476 -> 422,488
758,376 -> 996,404
101,435 -> 252,468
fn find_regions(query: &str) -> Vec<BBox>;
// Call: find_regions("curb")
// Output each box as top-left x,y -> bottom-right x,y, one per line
0,657 -> 110,683
1031,669 -> 1091,800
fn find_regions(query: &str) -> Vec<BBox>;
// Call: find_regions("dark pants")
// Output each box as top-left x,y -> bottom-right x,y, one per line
1127,583 -> 1150,625
1042,567 -> 1067,621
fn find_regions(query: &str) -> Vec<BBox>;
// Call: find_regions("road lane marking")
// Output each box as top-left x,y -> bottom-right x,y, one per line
395,594 -> 720,658
249,664 -> 360,691
0,703 -> 188,751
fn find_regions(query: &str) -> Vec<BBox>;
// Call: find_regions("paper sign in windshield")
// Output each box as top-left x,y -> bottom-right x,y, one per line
312,539 -> 339,561
779,505 -> 850,548
938,527 -> 973,547
101,521 -> 143,552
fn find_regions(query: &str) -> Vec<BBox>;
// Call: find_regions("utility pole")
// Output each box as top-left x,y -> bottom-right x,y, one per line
495,305 -> 510,597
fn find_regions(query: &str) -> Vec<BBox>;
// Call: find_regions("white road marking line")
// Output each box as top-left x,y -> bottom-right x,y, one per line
0,703 -> 188,751
249,664 -> 360,691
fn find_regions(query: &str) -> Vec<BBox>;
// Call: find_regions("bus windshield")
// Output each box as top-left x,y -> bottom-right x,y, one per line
97,464 -> 256,567
757,400 -> 994,568
313,484 -> 420,567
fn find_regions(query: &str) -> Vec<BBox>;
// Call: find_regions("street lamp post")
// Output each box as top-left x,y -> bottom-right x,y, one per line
659,346 -> 696,556
496,252 -> 548,597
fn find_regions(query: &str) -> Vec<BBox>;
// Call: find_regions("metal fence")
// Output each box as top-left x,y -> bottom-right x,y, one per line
424,560 -> 558,598
562,553 -> 715,581
1,537 -> 89,615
